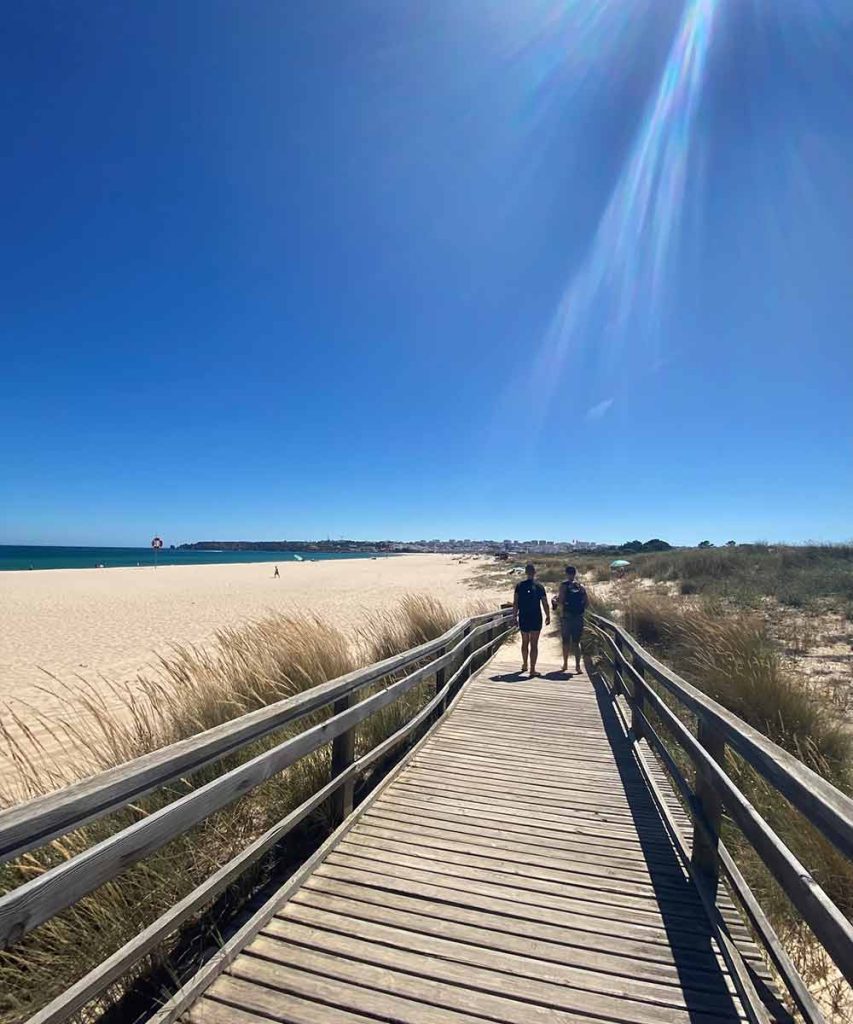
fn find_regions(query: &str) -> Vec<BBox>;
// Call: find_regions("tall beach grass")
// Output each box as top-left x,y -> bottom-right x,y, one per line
0,594 -> 488,1023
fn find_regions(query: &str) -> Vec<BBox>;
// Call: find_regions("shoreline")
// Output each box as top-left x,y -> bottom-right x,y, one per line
0,555 -> 399,574
0,548 -> 399,574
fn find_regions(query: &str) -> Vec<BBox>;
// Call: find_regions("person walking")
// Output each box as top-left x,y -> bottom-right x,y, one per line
273,565 -> 280,578
513,563 -> 550,676
557,565 -> 587,674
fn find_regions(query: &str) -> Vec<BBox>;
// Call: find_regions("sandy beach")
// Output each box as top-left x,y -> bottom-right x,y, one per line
0,554 -> 501,787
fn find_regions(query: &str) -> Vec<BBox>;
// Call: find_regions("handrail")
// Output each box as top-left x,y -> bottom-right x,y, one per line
0,610 -> 505,865
590,614 -> 853,859
587,613 -> 853,1022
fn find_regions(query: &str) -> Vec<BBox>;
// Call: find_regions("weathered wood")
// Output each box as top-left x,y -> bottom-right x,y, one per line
172,641 -> 764,1024
590,614 -> 853,861
189,979 -> 377,1024
299,877 -> 735,980
269,907 -> 744,1016
432,645 -> 446,704
232,945 -> 561,1024
329,694 -> 355,823
594,617 -> 852,992
632,658 -> 646,740
24,765 -> 352,1024
9,613 -> 821,1024
317,857 -> 746,956
256,921 -> 742,1024
613,631 -> 625,695
619,701 -> 772,1024
691,719 -> 725,893
719,846 -> 825,1024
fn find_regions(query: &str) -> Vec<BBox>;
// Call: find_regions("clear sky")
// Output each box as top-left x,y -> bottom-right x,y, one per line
1,1 -> 851,547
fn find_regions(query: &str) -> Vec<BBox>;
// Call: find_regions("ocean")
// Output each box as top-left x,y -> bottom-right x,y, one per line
0,546 -> 387,572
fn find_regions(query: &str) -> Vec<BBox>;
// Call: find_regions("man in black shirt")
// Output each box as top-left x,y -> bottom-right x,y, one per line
513,562 -> 550,676
557,565 -> 588,674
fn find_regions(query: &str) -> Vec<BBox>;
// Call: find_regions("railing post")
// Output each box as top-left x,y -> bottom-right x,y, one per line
691,718 -> 725,897
434,646 -> 446,698
631,658 -> 646,741
463,623 -> 473,679
612,633 -> 624,695
433,645 -> 447,719
330,695 -> 355,824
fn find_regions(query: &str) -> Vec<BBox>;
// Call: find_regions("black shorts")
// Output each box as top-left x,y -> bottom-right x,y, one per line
561,613 -> 584,643
518,611 -> 543,634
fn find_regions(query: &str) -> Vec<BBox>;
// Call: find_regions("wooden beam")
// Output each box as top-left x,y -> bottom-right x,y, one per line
691,720 -> 725,895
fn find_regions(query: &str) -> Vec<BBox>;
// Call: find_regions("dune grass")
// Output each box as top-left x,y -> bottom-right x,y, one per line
622,595 -> 852,787
495,543 -> 853,616
610,593 -> 853,1016
630,544 -> 853,617
0,595 -> 488,1024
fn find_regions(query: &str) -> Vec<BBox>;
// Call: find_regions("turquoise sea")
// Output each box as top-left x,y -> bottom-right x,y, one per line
0,546 -> 386,572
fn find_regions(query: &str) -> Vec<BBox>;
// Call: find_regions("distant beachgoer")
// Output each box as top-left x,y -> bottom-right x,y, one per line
273,565 -> 280,578
513,563 -> 550,676
558,565 -> 588,674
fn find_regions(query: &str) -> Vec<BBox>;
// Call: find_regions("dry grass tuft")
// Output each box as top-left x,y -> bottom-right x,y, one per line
622,595 -> 852,784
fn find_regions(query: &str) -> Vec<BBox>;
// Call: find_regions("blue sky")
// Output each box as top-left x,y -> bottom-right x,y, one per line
1,0 -> 850,547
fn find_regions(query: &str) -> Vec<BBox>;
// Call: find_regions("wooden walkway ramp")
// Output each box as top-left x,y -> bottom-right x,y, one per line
184,633 -> 760,1024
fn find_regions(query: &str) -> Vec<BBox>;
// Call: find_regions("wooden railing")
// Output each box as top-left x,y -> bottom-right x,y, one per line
0,608 -> 515,1024
587,613 -> 853,1024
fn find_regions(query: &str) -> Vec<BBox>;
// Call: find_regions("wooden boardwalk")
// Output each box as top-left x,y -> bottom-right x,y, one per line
182,630 -> 771,1024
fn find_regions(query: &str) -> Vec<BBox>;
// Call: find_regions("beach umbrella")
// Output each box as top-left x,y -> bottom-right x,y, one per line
610,559 -> 631,568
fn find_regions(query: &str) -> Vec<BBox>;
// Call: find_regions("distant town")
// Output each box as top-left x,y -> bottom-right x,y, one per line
178,538 -> 675,556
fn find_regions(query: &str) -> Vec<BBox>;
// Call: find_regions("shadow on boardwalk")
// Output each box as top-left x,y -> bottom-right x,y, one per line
592,676 -> 743,1021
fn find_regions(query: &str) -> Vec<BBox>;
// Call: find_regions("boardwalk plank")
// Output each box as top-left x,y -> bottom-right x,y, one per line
237,943 -> 614,1024
356,813 -> 691,879
340,826 -> 697,898
299,877 -> 736,977
330,840 -> 713,922
189,975 -> 380,1023
256,921 -> 744,1024
284,892 -> 744,1001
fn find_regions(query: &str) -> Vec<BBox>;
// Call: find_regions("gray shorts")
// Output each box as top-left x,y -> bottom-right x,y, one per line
561,613 -> 584,643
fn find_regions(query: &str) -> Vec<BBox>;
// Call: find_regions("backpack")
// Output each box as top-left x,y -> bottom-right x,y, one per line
563,582 -> 586,615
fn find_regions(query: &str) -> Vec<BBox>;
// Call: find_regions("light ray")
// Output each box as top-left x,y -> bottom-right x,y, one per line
531,0 -> 718,417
